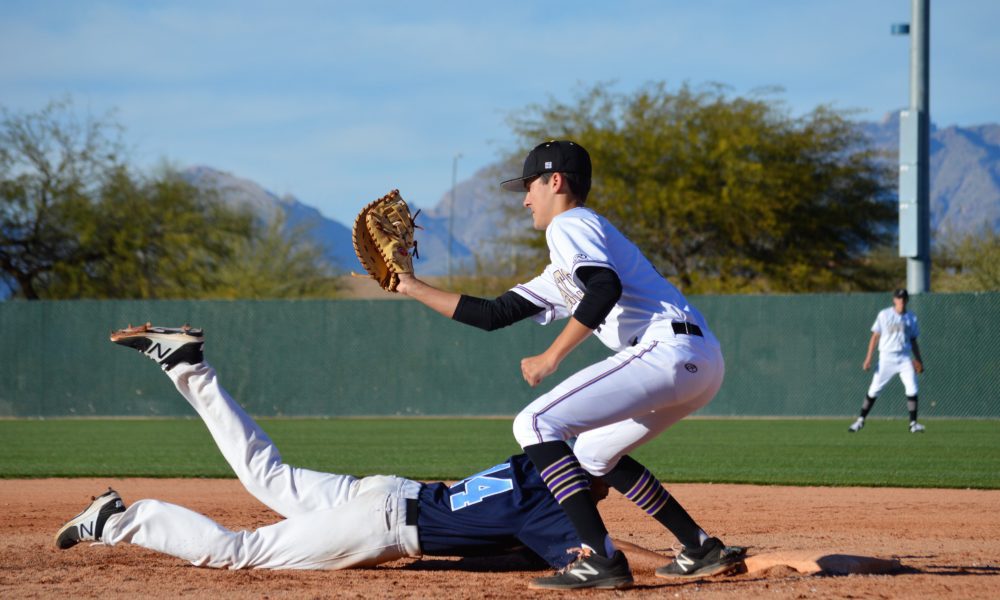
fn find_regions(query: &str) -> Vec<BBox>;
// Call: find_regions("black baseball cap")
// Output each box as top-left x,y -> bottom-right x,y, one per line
500,140 -> 592,192
893,288 -> 909,300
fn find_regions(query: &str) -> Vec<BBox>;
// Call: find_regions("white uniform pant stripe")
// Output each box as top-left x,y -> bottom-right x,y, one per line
529,342 -> 660,445
513,339 -> 724,476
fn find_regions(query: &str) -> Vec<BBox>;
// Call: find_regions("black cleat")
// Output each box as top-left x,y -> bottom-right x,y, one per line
55,488 -> 126,549
529,548 -> 633,590
656,537 -> 747,579
110,322 -> 204,371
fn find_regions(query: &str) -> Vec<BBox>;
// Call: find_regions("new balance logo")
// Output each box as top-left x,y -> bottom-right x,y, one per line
145,343 -> 172,360
80,522 -> 93,538
569,562 -> 599,581
675,554 -> 696,572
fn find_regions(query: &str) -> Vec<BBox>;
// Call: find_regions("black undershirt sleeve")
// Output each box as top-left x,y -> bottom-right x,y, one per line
452,290 -> 544,331
572,266 -> 622,330
451,266 -> 621,332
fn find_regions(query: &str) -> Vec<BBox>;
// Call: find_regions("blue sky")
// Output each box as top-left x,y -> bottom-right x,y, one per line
2,0 -> 998,225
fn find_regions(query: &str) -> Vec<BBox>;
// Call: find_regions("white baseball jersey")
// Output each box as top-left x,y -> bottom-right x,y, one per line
511,207 -> 716,351
508,207 -> 725,475
872,307 -> 919,355
867,306 -> 920,397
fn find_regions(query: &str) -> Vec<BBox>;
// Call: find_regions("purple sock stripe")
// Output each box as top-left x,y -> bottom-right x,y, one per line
540,455 -> 578,480
636,483 -> 662,508
547,470 -> 582,492
629,480 -> 656,506
551,475 -> 589,498
549,466 -> 588,488
636,482 -> 666,509
553,481 -> 590,503
625,470 -> 653,499
643,493 -> 669,515
530,342 -> 660,444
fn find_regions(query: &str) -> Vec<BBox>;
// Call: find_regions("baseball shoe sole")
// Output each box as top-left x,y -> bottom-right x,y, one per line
55,488 -> 126,549
110,322 -> 205,371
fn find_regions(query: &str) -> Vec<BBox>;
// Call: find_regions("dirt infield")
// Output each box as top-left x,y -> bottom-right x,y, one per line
2,479 -> 998,599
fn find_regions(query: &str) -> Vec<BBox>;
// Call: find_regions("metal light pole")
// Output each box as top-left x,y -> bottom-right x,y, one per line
894,0 -> 931,294
448,153 -> 462,283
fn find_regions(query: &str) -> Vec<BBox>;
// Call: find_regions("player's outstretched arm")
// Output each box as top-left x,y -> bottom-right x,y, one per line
395,273 -> 461,318
611,539 -> 670,573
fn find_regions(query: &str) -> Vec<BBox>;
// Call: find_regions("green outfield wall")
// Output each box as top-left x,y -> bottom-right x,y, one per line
1,293 -> 997,418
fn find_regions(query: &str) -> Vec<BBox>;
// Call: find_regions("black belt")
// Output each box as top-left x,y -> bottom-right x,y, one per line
672,322 -> 703,337
405,497 -> 420,526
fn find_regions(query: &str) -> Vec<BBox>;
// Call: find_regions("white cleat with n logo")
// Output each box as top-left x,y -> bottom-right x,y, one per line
55,488 -> 126,549
110,323 -> 205,371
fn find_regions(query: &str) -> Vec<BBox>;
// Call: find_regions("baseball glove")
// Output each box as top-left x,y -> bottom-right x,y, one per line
351,189 -> 420,292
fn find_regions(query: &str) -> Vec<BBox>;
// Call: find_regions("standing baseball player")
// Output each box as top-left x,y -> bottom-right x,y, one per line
849,288 -> 926,433
395,140 -> 745,589
55,324 -> 645,572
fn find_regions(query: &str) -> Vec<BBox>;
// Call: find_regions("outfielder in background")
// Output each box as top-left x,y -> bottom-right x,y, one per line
849,288 -> 926,434
395,140 -> 745,590
55,324 -> 656,572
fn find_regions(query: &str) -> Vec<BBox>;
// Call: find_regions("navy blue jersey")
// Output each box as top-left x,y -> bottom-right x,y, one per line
416,454 -> 581,568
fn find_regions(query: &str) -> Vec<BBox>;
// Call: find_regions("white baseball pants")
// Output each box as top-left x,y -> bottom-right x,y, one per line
867,352 -> 919,397
100,362 -> 422,569
513,336 -> 725,476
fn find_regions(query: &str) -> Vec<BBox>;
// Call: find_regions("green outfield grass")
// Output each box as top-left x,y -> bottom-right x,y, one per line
2,418 -> 998,488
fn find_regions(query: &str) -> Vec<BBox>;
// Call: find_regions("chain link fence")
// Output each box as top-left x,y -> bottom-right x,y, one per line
1,293 -> 997,418
696,291 -> 999,418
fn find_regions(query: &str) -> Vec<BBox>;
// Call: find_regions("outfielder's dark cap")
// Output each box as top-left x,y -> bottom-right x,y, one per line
500,140 -> 592,192
893,288 -> 909,300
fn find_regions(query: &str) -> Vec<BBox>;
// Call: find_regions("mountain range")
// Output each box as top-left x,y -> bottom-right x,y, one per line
188,114 -> 1000,277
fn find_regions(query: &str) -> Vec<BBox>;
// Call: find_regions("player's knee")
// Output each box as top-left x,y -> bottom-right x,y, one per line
512,411 -> 537,448
512,410 -> 570,448
575,454 -> 615,477
572,443 -> 620,477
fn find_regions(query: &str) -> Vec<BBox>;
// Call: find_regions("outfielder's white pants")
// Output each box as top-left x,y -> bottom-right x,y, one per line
867,352 -> 918,397
513,336 -> 725,476
100,362 -> 422,569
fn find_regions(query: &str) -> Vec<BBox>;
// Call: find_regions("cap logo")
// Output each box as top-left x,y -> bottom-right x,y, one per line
544,161 -> 553,169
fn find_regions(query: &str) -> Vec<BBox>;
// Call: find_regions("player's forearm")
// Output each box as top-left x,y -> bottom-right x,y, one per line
865,333 -> 879,360
544,318 -> 593,365
611,539 -> 668,571
911,339 -> 923,362
520,317 -> 594,387
395,274 -> 460,318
